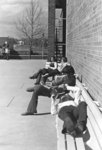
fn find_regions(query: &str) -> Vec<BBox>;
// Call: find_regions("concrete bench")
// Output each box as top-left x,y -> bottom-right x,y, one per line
56,79 -> 102,150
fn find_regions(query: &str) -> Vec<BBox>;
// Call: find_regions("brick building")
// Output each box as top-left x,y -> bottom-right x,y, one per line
48,0 -> 66,61
48,0 -> 102,105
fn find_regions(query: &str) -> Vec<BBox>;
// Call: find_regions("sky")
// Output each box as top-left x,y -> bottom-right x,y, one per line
0,0 -> 48,38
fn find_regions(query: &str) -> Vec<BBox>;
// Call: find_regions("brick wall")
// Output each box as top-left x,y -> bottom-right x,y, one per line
66,0 -> 102,104
48,0 -> 55,58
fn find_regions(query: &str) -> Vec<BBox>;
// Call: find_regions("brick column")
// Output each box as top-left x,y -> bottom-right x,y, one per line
48,0 -> 55,58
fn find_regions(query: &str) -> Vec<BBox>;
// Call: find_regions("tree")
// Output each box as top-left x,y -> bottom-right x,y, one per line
16,0 -> 45,58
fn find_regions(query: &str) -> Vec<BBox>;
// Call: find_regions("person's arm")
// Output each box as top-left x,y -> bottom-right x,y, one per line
52,76 -> 64,86
51,95 -> 60,115
48,62 -> 57,70
65,84 -> 81,105
45,61 -> 51,69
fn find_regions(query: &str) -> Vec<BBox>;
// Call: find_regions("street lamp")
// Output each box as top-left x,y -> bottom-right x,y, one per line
42,33 -> 44,59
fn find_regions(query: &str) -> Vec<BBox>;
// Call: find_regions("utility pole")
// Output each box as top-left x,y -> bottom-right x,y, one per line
42,33 -> 44,59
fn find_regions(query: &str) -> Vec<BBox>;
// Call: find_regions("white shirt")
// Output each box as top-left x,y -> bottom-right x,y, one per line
58,100 -> 76,112
57,62 -> 70,72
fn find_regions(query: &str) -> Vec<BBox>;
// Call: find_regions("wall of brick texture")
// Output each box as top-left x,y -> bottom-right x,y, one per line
48,0 -> 55,57
66,0 -> 102,104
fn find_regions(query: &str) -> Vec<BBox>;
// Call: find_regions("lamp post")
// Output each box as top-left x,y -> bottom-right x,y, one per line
42,33 -> 44,59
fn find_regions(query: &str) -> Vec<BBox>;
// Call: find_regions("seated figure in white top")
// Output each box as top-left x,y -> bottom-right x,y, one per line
41,57 -> 75,84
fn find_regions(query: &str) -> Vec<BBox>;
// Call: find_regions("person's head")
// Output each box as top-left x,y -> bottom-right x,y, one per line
5,41 -> 8,44
50,56 -> 56,62
61,57 -> 68,63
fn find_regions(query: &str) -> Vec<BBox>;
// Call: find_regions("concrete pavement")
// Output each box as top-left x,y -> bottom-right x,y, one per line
0,60 -> 57,150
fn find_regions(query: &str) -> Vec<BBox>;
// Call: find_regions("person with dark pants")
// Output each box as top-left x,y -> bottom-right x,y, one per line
22,65 -> 76,116
22,84 -> 52,115
2,41 -> 10,60
58,101 -> 87,136
41,57 -> 75,84
22,73 -> 76,115
30,68 -> 49,84
30,56 -> 57,84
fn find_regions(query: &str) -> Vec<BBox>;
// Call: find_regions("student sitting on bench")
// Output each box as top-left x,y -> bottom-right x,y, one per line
41,57 -> 75,84
22,69 -> 76,116
29,56 -> 57,84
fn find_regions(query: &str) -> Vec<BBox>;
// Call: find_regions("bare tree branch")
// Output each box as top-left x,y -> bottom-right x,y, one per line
15,0 -> 48,58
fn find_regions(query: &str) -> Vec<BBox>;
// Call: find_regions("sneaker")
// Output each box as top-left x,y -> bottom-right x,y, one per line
29,76 -> 35,79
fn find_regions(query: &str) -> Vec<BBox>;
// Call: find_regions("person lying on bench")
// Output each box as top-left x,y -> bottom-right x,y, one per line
51,85 -> 87,137
41,57 -> 75,84
29,56 -> 57,84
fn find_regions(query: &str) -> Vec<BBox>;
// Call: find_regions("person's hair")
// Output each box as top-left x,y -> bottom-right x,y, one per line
50,56 -> 57,62
61,57 -> 67,62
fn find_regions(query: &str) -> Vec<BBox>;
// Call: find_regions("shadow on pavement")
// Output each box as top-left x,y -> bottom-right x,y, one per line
34,112 -> 51,116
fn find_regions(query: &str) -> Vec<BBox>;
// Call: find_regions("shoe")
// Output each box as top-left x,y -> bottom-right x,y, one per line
62,128 -> 66,134
21,112 -> 34,116
21,110 -> 37,116
62,128 -> 76,137
29,76 -> 34,79
34,110 -> 37,114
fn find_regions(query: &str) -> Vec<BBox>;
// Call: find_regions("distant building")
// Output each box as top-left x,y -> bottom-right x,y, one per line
17,40 -> 24,45
48,0 -> 66,60
0,37 -> 17,50
48,0 -> 102,106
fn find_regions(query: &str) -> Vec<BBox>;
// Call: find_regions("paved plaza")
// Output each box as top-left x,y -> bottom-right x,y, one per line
0,60 -> 57,150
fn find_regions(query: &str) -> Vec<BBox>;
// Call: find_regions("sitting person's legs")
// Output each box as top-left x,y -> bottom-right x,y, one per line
30,69 -> 42,79
35,68 -> 49,84
30,68 -> 48,79
22,85 -> 51,115
42,69 -> 60,84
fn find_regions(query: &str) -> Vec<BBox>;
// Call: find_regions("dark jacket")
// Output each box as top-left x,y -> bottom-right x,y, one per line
52,74 -> 76,86
61,65 -> 75,75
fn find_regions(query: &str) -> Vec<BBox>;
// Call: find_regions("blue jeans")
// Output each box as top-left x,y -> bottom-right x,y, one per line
27,85 -> 51,113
